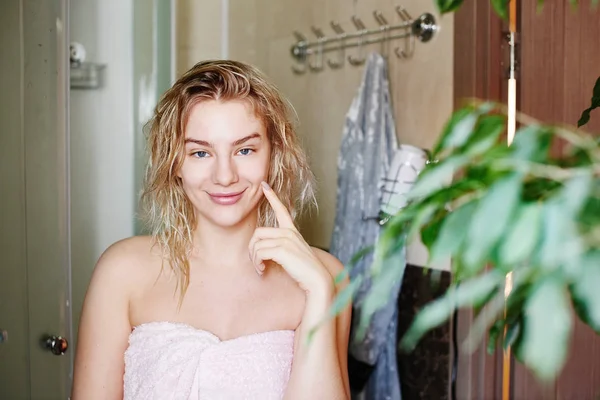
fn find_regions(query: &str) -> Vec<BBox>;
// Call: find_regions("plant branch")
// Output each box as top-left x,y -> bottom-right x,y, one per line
492,159 -> 600,181
467,99 -> 600,161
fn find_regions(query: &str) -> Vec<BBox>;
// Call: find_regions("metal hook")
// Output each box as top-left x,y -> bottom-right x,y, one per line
397,6 -> 412,21
293,31 -> 307,42
309,26 -> 325,71
348,16 -> 366,65
291,31 -> 308,74
311,26 -> 326,38
394,7 -> 415,59
373,10 -> 390,57
291,56 -> 307,74
373,10 -> 388,26
327,21 -> 345,69
351,15 -> 367,30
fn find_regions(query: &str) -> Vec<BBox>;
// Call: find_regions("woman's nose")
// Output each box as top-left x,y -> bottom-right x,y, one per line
213,156 -> 238,186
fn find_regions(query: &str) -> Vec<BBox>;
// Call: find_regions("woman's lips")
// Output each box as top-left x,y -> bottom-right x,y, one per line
208,189 -> 246,205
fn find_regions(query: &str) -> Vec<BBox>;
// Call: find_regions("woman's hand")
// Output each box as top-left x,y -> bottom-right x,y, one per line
248,181 -> 333,296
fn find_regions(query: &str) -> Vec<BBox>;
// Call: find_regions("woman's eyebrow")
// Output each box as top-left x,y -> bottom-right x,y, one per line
184,138 -> 212,147
184,132 -> 262,147
232,133 -> 261,146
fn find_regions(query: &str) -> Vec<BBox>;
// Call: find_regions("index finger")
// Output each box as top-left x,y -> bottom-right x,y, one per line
261,181 -> 296,229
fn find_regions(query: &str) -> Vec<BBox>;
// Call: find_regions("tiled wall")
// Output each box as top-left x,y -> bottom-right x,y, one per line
176,0 -> 454,250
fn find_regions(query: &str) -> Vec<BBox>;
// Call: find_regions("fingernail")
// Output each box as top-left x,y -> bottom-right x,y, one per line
261,181 -> 271,191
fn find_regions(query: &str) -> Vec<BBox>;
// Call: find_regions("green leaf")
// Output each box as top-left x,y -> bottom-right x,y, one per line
434,107 -> 473,156
311,277 -> 363,343
487,320 -> 502,354
406,204 -> 438,243
434,0 -> 465,15
499,203 -> 542,265
400,271 -> 504,351
329,276 -> 362,318
570,251 -> 600,332
435,103 -> 495,156
577,76 -> 600,128
568,0 -> 579,11
428,201 -> 477,266
464,288 -> 507,353
463,173 -> 522,274
407,155 -> 465,201
536,0 -> 547,14
522,177 -> 562,201
356,250 -> 406,339
510,125 -> 552,163
338,245 -> 375,284
560,171 -> 593,215
491,0 -> 510,19
421,210 -> 448,251
537,200 -> 577,269
461,115 -> 506,157
503,319 -> 522,351
372,218 -> 407,276
518,277 -> 572,382
494,279 -> 534,357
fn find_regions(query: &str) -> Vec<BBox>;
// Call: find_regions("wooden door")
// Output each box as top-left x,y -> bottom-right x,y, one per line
514,2 -> 600,399
0,1 -> 72,398
454,1 -> 600,399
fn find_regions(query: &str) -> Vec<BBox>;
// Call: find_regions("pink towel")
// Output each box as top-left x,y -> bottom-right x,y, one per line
124,321 -> 295,400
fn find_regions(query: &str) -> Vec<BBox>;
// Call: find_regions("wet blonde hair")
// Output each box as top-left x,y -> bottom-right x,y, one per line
141,60 -> 316,301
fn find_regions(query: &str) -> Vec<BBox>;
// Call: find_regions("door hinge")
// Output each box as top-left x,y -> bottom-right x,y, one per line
501,31 -> 520,79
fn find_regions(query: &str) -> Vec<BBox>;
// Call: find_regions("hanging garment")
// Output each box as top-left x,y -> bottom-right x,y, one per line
329,52 -> 405,400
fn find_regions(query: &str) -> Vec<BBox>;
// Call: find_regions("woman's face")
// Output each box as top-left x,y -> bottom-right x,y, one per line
179,99 -> 271,228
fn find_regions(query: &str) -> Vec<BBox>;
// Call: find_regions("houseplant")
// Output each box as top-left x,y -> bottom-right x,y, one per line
333,0 -> 600,383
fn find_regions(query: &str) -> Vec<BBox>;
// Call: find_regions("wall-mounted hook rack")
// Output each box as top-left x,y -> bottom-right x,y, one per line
289,10 -> 438,73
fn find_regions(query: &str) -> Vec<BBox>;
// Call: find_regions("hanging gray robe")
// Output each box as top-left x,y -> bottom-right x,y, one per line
330,52 -> 406,400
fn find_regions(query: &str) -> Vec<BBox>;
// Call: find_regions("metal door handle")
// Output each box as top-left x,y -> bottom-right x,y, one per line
44,335 -> 68,355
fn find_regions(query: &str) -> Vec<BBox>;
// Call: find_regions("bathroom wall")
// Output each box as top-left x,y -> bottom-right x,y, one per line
69,0 -> 136,349
176,0 -> 225,75
69,0 -> 174,350
176,0 -> 454,251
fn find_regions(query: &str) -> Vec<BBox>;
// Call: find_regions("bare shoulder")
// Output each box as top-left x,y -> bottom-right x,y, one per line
91,235 -> 159,288
97,235 -> 157,268
311,247 -> 348,287
98,235 -> 157,263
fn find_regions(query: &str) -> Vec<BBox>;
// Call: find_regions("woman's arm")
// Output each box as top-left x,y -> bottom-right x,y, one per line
71,241 -> 134,400
249,182 -> 352,399
286,248 -> 352,400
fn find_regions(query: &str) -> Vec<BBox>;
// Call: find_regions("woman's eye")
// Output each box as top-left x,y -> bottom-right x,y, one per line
192,151 -> 209,158
237,148 -> 254,156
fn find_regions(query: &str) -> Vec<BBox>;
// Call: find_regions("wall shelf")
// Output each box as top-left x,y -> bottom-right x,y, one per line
70,62 -> 106,89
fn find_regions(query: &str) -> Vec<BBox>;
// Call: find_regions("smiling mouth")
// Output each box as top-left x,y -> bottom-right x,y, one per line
208,189 -> 246,205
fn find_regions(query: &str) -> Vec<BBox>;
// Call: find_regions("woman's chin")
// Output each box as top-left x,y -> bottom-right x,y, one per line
200,208 -> 257,229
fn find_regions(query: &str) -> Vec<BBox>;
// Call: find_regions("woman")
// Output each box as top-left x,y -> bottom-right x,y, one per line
71,60 -> 351,400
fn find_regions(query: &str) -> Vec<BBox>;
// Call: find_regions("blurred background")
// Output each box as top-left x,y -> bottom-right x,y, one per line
1,0 -> 598,399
